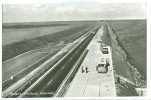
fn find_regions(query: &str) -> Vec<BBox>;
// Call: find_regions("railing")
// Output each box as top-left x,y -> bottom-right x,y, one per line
54,49 -> 89,97
6,52 -> 67,98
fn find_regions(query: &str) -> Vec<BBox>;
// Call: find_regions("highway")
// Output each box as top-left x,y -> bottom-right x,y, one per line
18,30 -> 96,97
2,23 -> 100,98
64,24 -> 116,97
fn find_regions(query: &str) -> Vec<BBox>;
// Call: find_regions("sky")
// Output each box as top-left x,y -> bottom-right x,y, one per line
2,2 -> 146,23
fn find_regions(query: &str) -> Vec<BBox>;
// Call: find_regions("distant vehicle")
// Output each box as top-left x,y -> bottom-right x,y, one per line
102,47 -> 109,54
91,31 -> 95,34
65,49 -> 68,52
100,44 -> 109,54
96,58 -> 108,73
100,58 -> 105,63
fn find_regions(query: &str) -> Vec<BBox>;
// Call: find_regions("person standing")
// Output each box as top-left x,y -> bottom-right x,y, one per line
117,76 -> 120,83
81,66 -> 84,73
85,66 -> 88,73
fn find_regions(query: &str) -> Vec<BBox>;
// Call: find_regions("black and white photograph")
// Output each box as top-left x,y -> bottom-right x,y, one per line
1,0 -> 149,98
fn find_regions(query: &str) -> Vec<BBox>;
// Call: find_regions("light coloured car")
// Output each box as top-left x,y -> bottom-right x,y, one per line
97,64 -> 107,73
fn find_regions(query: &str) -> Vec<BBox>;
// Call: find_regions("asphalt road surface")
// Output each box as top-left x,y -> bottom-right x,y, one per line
20,31 -> 96,97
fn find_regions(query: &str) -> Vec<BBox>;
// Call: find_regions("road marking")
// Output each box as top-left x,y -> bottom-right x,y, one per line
99,76 -> 102,97
15,26 -> 98,98
2,54 -> 48,84
82,77 -> 89,96
47,80 -> 52,86
61,66 -> 66,70
55,24 -> 101,97
69,57 -> 73,61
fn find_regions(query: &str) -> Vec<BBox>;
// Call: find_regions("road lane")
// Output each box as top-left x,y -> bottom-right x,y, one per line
2,24 -> 100,98
64,24 -> 116,97
21,30 -> 96,97
3,24 -> 100,98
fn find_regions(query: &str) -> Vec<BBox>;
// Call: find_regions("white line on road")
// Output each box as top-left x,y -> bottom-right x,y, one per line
47,80 -> 52,86
82,77 -> 89,96
18,24 -> 99,98
2,54 -> 48,83
99,75 -> 102,97
69,57 -> 73,61
61,66 -> 66,70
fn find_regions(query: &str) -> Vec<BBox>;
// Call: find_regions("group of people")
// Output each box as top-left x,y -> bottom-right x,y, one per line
81,66 -> 89,73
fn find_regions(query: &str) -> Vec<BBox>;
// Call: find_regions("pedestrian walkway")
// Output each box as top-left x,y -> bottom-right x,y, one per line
65,26 -> 116,97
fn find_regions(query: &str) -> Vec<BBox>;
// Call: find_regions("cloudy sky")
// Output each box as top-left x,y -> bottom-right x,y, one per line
3,2 -> 146,23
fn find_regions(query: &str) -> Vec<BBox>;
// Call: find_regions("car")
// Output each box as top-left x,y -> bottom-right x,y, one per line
100,44 -> 109,54
96,58 -> 108,73
97,64 -> 107,73
102,47 -> 109,54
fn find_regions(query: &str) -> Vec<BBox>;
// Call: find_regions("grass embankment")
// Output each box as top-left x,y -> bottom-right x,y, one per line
110,20 -> 147,80
3,23 -> 96,61
115,78 -> 138,96
101,21 -> 146,96
2,50 -> 61,91
108,20 -> 146,80
101,23 -> 135,82
2,25 -> 75,45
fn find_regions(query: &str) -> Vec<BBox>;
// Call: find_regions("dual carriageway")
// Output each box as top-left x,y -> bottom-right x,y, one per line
2,23 -> 116,98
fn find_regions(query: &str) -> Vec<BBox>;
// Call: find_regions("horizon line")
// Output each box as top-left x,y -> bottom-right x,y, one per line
3,18 -> 147,24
